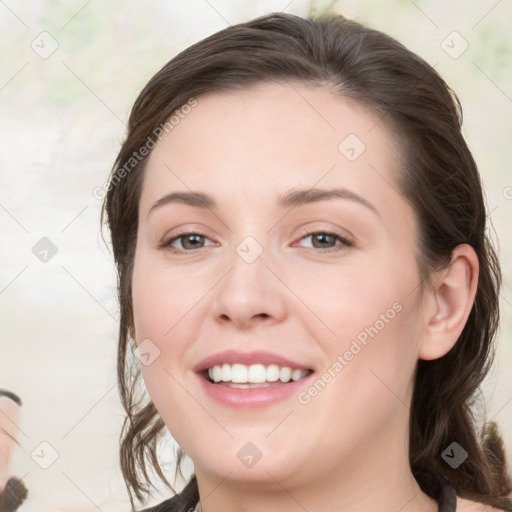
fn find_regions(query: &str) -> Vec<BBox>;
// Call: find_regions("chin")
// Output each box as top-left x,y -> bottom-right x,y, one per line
190,436 -> 313,486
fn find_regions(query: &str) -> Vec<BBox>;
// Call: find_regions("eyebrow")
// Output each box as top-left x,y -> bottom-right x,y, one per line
147,187 -> 380,218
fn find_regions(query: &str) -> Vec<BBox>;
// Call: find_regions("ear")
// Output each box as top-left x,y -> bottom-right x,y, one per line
418,244 -> 479,360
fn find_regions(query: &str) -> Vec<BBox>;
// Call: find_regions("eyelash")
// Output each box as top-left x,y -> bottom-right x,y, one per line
159,229 -> 353,254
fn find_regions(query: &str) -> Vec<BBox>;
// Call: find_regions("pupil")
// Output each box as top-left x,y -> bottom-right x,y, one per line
184,234 -> 203,249
313,233 -> 333,248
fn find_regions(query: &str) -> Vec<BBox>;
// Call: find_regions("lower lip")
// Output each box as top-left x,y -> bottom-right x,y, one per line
197,373 -> 314,408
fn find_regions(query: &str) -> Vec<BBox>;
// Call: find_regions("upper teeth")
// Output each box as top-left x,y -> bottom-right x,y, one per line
207,364 -> 309,384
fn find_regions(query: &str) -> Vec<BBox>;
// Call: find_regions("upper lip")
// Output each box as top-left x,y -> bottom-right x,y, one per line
194,349 -> 313,373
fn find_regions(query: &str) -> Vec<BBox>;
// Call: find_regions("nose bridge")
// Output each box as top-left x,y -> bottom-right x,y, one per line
224,233 -> 270,300
211,232 -> 286,325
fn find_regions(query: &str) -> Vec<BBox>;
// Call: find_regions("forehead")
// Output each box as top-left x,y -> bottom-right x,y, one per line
140,82 -> 404,214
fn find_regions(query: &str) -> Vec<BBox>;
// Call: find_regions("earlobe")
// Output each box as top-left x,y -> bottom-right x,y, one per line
418,244 -> 479,361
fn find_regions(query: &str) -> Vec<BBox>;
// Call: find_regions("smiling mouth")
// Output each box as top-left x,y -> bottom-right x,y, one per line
203,363 -> 314,388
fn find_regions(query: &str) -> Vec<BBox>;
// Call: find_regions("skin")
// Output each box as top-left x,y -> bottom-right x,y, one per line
131,82 -> 482,512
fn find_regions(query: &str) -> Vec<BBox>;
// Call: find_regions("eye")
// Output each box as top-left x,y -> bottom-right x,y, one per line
294,230 -> 353,252
159,229 -> 352,254
159,231 -> 216,252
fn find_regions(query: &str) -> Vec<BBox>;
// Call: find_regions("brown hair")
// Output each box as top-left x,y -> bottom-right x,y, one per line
101,12 -> 512,510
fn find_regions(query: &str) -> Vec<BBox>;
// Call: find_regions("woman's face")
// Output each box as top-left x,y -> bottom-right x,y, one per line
132,82 -> 427,488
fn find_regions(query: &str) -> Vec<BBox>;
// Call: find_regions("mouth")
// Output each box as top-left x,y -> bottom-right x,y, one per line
202,363 -> 314,388
194,350 -> 315,407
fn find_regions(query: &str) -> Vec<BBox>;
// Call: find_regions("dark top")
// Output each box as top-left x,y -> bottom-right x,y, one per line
138,472 -> 458,512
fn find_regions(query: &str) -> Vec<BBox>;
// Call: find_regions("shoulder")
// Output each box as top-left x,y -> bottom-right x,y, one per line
456,497 -> 507,512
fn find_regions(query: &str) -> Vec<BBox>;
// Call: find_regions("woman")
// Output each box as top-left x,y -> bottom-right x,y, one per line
101,12 -> 512,512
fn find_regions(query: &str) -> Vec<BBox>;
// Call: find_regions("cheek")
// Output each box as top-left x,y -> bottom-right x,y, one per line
295,250 -> 422,393
131,258 -> 194,422
131,249 -> 203,345
296,294 -> 421,445
131,250 -> 213,394
290,256 -> 412,340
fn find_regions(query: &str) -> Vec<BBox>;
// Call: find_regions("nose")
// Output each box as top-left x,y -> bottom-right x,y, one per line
210,241 -> 287,330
